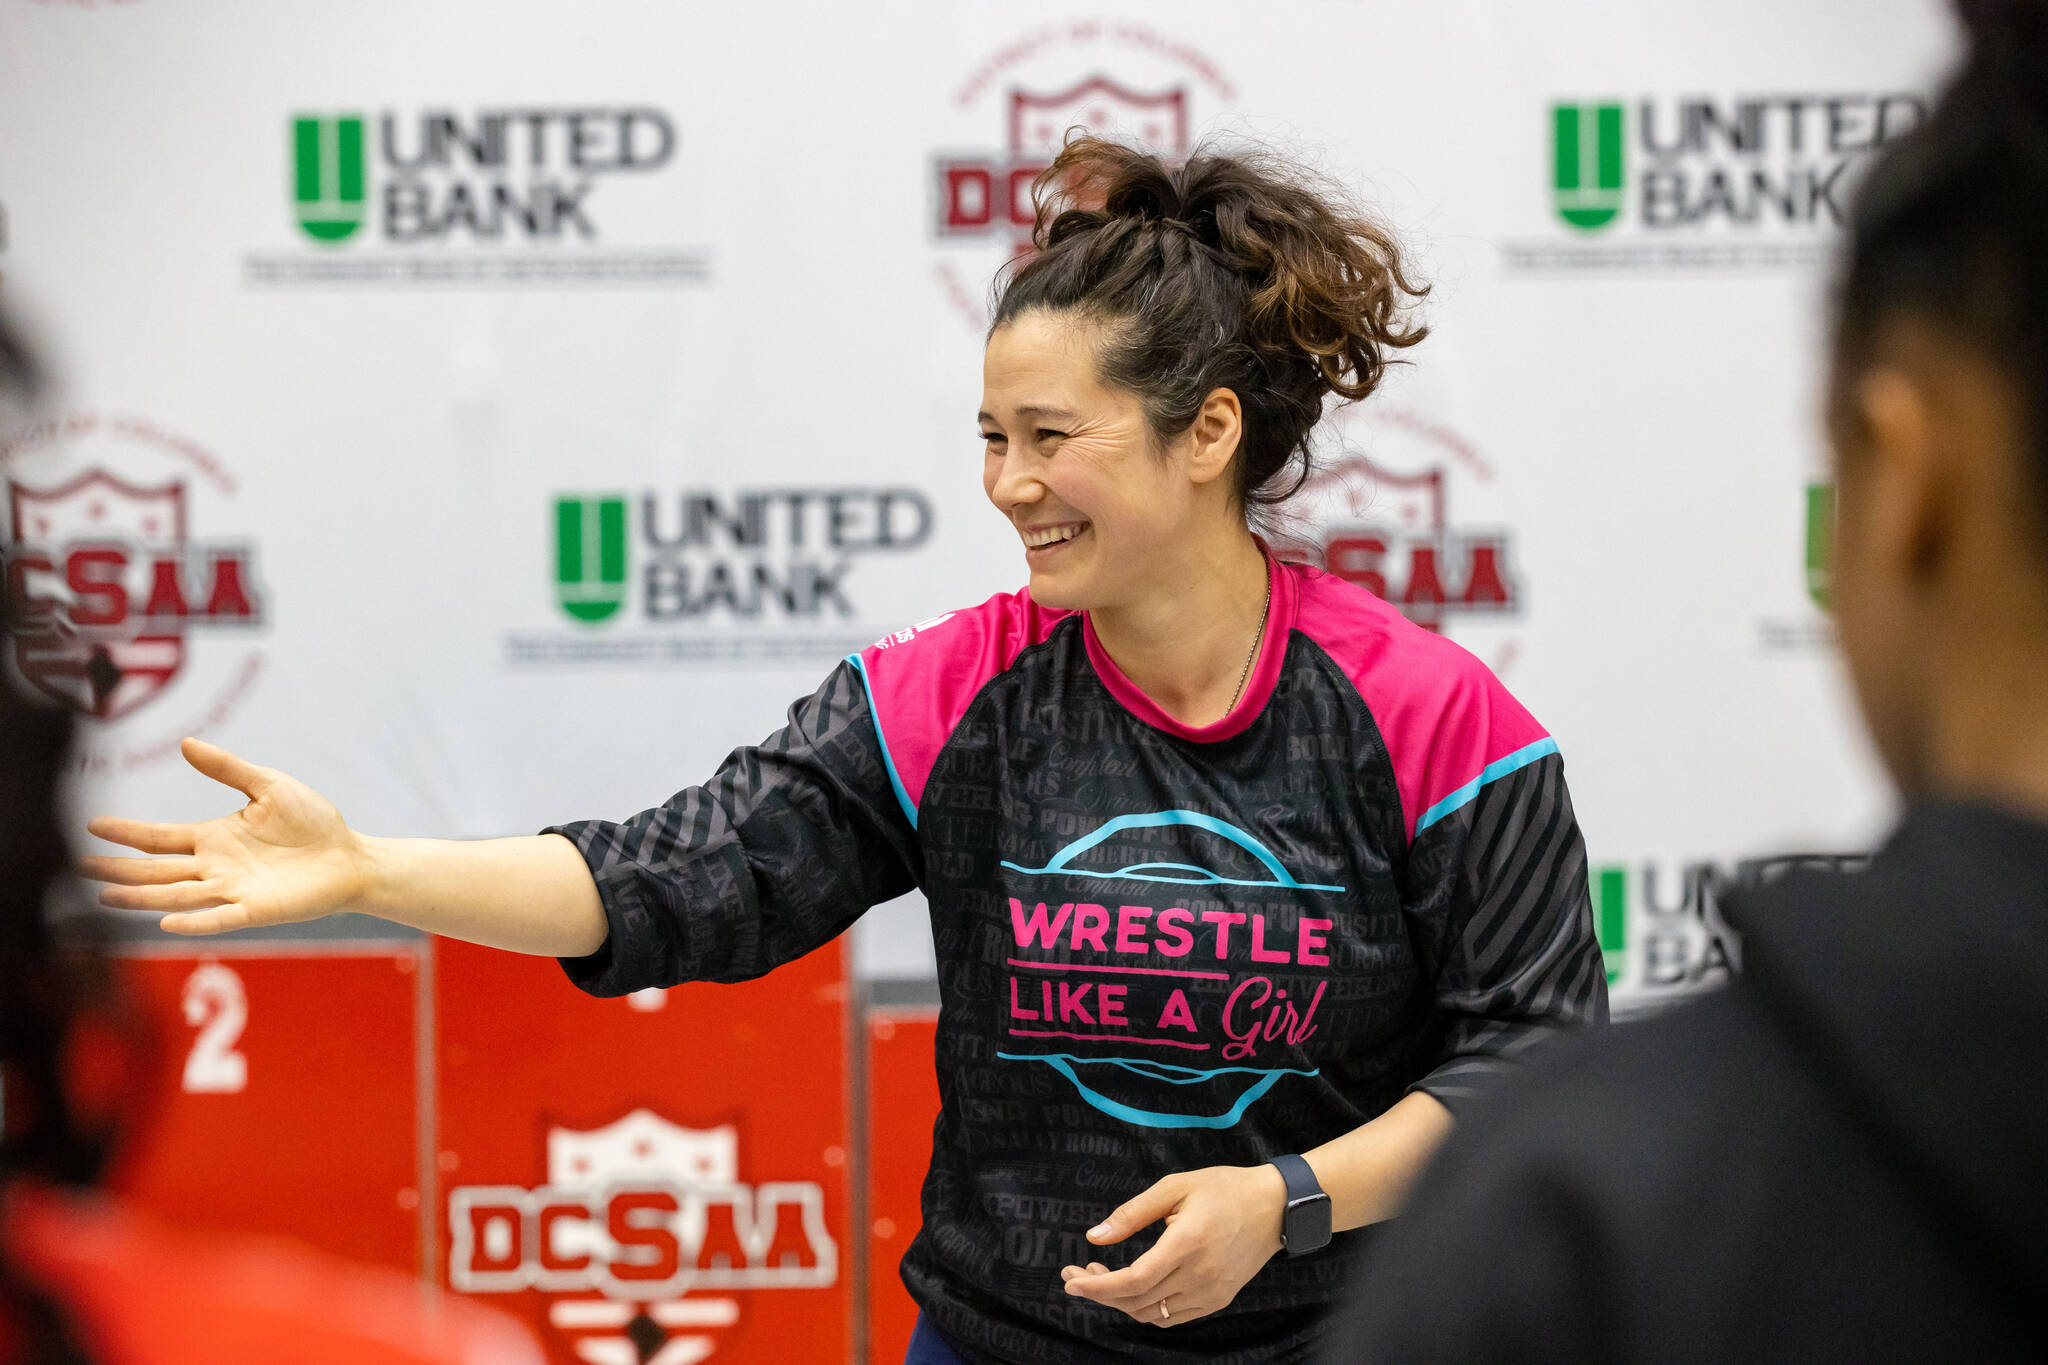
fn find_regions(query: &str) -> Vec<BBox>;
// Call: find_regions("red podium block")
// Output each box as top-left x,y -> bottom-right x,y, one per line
864,1007 -> 940,1365
107,945 -> 425,1276
435,938 -> 854,1365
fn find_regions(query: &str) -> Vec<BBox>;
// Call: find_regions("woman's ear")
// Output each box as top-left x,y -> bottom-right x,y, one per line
1185,387 -> 1245,486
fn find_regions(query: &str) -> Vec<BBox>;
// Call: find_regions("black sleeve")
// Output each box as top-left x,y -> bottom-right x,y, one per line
544,659 -> 919,994
1402,753 -> 1609,1111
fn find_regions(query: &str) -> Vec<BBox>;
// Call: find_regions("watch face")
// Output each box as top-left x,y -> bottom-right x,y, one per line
1286,1192 -> 1333,1254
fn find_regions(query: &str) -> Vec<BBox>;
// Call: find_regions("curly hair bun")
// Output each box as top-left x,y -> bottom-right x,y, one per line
994,135 -> 1428,515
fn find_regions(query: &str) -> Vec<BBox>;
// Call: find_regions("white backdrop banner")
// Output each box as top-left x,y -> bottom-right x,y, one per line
0,0 -> 1954,1010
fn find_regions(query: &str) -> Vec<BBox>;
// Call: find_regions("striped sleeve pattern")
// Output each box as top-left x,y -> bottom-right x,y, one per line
543,659 -> 921,994
1404,750 -> 1608,1110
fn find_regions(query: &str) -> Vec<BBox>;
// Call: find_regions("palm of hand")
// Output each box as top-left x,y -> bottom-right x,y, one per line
193,780 -> 356,926
81,738 -> 366,936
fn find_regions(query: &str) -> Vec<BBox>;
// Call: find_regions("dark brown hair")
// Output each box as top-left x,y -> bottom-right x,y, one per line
991,136 -> 1429,521
1835,0 -> 2048,482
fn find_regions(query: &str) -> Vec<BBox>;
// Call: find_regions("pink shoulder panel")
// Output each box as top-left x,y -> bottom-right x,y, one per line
849,589 -> 1071,827
1288,564 -> 1554,841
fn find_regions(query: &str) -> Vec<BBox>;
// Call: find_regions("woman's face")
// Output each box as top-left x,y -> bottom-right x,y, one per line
979,310 -> 1205,611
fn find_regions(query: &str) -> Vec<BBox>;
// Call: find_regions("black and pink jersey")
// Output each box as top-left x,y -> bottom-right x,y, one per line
547,555 -> 1606,1365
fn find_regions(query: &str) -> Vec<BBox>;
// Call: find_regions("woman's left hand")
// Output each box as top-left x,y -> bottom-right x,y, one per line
1059,1163 -> 1287,1328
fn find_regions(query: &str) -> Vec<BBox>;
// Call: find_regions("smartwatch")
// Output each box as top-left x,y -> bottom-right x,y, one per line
1269,1153 -> 1332,1256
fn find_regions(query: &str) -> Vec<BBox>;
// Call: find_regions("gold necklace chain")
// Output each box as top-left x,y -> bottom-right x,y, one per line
1225,575 -> 1273,718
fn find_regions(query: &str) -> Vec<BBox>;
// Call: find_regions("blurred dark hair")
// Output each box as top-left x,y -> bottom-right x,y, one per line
991,136 -> 1428,526
1834,0 -> 2048,482
0,305 -> 96,1364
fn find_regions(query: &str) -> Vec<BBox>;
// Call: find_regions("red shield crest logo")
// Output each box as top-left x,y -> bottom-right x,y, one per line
1008,76 -> 1188,158
7,469 -> 189,719
1273,436 -> 1519,633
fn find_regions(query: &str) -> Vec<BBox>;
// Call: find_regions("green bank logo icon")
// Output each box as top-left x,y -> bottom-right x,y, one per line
293,116 -> 366,244
1552,102 -> 1625,231
556,496 -> 628,624
1805,482 -> 1834,612
1591,866 -> 1626,986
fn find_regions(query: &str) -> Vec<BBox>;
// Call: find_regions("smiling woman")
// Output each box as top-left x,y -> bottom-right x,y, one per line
82,136 -> 1606,1365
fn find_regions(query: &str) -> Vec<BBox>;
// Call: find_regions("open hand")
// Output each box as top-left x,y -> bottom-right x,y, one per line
79,738 -> 368,935
1060,1163 -> 1287,1328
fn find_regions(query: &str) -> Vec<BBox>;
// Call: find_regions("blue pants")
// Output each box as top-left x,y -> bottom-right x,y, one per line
904,1314 -> 971,1365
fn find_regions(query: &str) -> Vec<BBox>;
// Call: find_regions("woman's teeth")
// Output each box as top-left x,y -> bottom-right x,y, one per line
1023,524 -> 1086,548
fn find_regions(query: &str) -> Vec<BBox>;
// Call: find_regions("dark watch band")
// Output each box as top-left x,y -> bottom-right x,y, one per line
1270,1152 -> 1333,1256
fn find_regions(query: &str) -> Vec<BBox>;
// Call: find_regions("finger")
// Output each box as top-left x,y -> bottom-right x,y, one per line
1058,1262 -> 1111,1283
160,905 -> 258,936
97,882 -> 230,913
1146,1288 -> 1214,1329
78,854 -> 204,887
1088,1175 -> 1189,1246
181,737 -> 277,800
1066,1239 -> 1182,1302
1097,1268 -> 1200,1323
84,818 -> 196,856
1088,1259 -> 1200,1312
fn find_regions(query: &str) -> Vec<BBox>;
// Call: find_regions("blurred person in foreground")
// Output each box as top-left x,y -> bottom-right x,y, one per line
1329,2 -> 2048,1360
0,312 -> 542,1364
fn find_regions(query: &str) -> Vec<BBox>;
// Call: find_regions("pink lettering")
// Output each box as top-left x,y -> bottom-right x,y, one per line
1298,918 -> 1333,967
1157,989 -> 1199,1032
1290,981 -> 1325,1046
1008,976 -> 1039,1021
1200,910 -> 1247,958
1097,984 -> 1127,1026
1222,977 -> 1273,1060
1220,977 -> 1325,1060
1070,904 -> 1110,953
1250,914 -> 1290,964
1009,899 -> 1074,950
1056,981 -> 1096,1025
1154,908 -> 1195,957
1114,905 -> 1154,954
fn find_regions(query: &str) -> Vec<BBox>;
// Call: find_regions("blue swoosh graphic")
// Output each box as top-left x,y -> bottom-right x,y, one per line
999,809 -> 1346,893
997,1052 -> 1320,1130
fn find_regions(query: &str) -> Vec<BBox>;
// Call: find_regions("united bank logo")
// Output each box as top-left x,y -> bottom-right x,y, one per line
1591,853 -> 1863,1012
1518,90 -> 1929,269
448,1108 -> 834,1365
549,488 -> 931,628
510,486 -> 936,667
253,106 -> 707,286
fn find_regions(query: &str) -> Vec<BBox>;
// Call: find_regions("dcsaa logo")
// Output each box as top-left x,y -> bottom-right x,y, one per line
448,1109 -> 836,1365
927,23 -> 1237,329
1,416 -> 266,758
1271,410 -> 1519,635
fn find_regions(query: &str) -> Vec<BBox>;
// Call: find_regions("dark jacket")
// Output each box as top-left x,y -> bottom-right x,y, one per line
1328,801 -> 2048,1362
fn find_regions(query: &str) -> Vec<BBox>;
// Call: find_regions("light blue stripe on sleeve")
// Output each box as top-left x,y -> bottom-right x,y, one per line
845,653 -> 918,829
1414,736 -> 1560,835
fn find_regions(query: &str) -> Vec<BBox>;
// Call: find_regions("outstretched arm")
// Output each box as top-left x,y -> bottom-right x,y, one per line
83,737 -> 605,955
